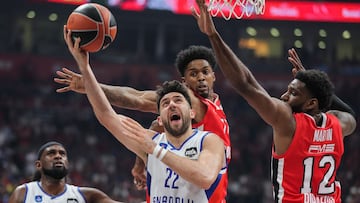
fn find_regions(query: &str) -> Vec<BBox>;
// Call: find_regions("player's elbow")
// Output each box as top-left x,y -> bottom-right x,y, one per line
198,172 -> 219,189
202,178 -> 217,190
345,114 -> 357,136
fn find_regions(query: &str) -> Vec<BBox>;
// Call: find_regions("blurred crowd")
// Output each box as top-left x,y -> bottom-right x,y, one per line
0,53 -> 359,202
0,1 -> 359,202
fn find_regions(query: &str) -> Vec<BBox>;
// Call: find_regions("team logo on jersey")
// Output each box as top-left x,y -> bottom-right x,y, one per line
35,195 -> 42,202
160,143 -> 168,149
185,147 -> 198,158
67,198 -> 79,203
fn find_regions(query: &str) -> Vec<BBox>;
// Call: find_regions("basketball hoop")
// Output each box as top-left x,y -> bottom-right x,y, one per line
208,0 -> 265,20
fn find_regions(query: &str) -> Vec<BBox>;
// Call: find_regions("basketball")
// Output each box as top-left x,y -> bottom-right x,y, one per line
66,3 -> 117,53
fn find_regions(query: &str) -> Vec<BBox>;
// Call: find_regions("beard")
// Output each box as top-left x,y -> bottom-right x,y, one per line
42,167 -> 69,180
199,92 -> 209,99
196,87 -> 209,99
163,116 -> 192,137
291,104 -> 303,113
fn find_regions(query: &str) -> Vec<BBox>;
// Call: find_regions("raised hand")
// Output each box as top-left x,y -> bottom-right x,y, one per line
192,0 -> 217,37
54,67 -> 86,94
63,25 -> 89,74
288,48 -> 306,77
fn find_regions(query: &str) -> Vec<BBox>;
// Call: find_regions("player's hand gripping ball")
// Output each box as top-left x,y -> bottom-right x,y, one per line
66,3 -> 117,52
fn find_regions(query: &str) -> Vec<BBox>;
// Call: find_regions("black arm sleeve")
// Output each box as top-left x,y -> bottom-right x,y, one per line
328,94 -> 356,118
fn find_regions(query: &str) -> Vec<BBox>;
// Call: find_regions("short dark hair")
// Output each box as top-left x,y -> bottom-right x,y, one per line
175,45 -> 216,76
156,80 -> 192,110
295,69 -> 334,111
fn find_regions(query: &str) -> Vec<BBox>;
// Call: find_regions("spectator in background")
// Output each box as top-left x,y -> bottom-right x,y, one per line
146,0 -> 176,11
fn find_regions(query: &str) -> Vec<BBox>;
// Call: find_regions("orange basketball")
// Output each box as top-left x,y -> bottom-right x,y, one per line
66,3 -> 117,53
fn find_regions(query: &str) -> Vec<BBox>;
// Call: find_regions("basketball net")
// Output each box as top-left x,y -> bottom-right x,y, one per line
207,0 -> 265,20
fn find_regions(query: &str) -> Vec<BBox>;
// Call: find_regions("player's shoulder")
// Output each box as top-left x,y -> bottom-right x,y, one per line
201,131 -> 224,144
9,183 -> 27,202
14,183 -> 27,192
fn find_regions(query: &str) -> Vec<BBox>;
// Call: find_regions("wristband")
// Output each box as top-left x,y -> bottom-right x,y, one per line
157,148 -> 168,161
152,145 -> 162,157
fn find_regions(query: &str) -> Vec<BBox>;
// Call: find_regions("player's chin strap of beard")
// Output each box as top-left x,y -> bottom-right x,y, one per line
43,167 -> 69,180
32,167 -> 69,181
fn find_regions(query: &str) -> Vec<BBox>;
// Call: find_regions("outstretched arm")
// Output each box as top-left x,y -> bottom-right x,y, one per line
193,0 -> 298,155
81,187 -> 124,203
64,26 -> 224,189
192,0 -> 291,127
63,25 -> 152,160
54,68 -> 157,113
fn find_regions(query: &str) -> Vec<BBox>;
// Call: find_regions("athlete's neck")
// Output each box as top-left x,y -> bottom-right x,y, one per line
40,178 -> 66,195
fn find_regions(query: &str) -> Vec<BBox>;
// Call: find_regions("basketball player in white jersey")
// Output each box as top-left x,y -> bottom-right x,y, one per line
8,141 -> 124,203
55,42 -> 231,195
63,25 -> 227,202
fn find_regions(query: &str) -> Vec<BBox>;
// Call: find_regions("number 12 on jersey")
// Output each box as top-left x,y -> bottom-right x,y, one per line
301,155 -> 336,194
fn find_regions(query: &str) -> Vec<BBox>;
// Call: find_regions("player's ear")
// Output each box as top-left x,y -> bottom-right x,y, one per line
35,160 -> 41,170
190,109 -> 196,119
157,116 -> 163,126
305,98 -> 318,110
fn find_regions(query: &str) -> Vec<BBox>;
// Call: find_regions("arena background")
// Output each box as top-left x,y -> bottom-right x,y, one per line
0,0 -> 359,202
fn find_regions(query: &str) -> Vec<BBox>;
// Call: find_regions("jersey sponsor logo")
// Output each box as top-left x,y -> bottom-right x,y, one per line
308,144 -> 335,153
35,195 -> 42,202
304,193 -> 335,203
67,198 -> 79,203
184,147 -> 198,158
313,129 -> 333,142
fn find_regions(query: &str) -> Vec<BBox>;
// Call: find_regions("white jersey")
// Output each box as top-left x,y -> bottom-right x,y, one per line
24,181 -> 86,203
146,129 -> 226,203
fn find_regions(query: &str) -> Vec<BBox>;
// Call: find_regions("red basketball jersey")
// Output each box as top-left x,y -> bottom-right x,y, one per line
191,93 -> 230,202
272,113 -> 344,203
191,94 -> 231,163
